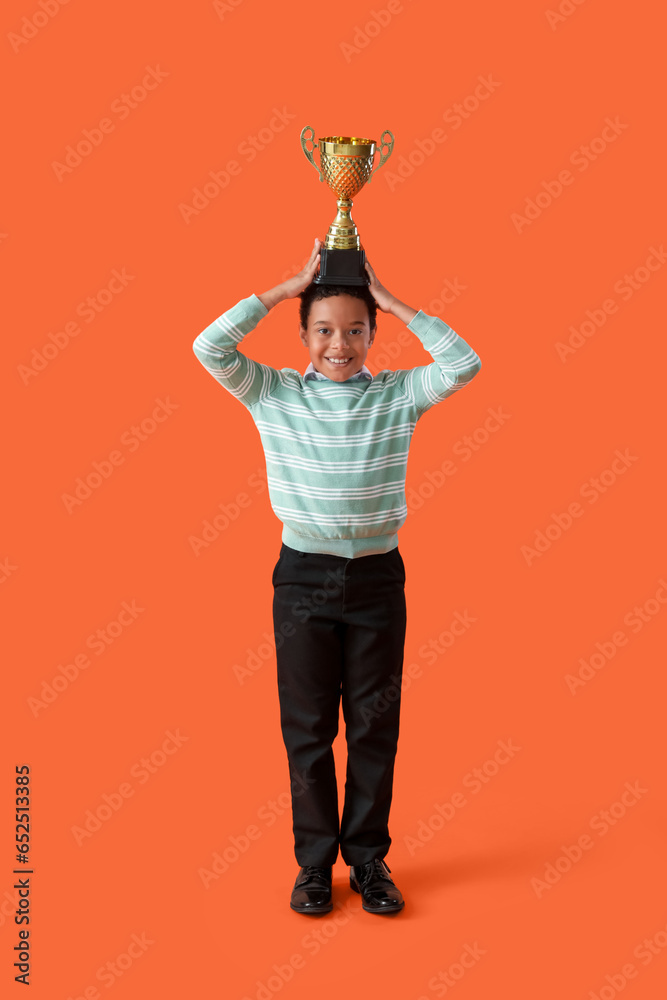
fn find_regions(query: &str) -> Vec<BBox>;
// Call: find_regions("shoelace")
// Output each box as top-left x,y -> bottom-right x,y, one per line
299,865 -> 331,886
356,858 -> 392,885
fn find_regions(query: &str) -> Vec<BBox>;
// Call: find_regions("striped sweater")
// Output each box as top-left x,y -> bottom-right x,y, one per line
192,293 -> 482,558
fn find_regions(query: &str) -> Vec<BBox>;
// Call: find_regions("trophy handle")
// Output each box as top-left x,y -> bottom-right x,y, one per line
300,125 -> 324,183
367,129 -> 395,183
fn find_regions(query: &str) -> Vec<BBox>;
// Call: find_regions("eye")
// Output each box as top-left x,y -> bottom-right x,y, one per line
316,327 -> 363,335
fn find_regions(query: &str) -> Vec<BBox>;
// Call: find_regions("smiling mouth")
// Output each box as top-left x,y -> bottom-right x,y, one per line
325,357 -> 352,365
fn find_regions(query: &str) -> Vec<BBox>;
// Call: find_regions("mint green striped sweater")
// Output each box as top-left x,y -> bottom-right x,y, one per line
192,294 -> 482,557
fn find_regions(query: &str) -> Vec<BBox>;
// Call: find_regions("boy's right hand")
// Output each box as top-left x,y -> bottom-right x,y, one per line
258,239 -> 321,311
280,238 -> 322,298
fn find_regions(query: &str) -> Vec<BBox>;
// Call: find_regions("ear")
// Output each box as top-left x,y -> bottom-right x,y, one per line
368,324 -> 377,346
298,325 -> 308,347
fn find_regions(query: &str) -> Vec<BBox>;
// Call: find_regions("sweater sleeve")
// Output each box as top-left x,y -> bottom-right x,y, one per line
191,293 -> 283,409
394,310 -> 482,416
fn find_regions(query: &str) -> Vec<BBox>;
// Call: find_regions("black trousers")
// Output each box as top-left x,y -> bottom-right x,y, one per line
272,542 -> 407,867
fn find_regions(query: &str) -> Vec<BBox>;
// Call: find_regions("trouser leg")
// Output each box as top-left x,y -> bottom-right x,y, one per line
339,547 -> 407,866
272,544 -> 347,866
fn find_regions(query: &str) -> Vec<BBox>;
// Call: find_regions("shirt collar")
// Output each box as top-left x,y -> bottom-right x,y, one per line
304,361 -> 373,382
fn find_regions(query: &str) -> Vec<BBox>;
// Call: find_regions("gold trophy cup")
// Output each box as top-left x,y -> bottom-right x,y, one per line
300,126 -> 395,285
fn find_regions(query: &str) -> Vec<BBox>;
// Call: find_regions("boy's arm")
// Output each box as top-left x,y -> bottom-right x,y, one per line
191,293 -> 280,410
398,308 -> 482,416
191,238 -> 322,410
364,260 -> 481,416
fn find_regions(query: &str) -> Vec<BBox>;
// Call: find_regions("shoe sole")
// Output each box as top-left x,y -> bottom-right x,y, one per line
349,878 -> 405,913
290,901 -> 333,914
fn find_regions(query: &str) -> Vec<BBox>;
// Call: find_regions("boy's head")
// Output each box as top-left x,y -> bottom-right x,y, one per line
298,282 -> 377,382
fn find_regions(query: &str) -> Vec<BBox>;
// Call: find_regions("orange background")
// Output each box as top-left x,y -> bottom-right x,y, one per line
3,0 -> 667,997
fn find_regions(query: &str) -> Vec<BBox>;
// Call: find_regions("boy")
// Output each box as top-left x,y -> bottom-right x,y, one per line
192,237 -> 482,915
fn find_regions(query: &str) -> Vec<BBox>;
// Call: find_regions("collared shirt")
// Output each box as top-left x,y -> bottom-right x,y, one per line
303,361 -> 374,382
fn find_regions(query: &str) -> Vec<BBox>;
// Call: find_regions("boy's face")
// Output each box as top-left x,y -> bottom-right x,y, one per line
299,294 -> 376,382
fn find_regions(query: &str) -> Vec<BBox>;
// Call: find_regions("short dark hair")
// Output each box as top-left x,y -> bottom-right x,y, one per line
298,282 -> 377,331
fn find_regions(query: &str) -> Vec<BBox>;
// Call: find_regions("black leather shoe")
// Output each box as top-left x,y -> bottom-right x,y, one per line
290,865 -> 333,914
350,858 -> 404,913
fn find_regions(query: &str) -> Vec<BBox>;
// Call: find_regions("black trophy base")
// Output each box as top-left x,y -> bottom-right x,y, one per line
313,246 -> 369,286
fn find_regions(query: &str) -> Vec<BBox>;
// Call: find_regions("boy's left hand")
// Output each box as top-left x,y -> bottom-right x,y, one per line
364,260 -> 396,313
